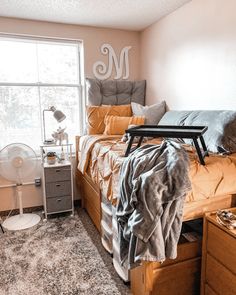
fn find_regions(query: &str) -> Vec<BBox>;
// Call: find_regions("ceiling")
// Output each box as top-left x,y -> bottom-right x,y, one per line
0,0 -> 191,31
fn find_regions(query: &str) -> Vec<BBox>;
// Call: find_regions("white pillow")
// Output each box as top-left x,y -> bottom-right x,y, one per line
131,101 -> 166,125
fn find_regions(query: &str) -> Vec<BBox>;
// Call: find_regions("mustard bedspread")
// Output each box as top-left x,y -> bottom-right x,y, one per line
78,135 -> 236,204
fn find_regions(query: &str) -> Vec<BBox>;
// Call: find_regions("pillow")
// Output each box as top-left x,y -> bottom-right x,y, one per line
159,110 -> 236,153
86,104 -> 132,134
104,115 -> 145,135
131,101 -> 166,125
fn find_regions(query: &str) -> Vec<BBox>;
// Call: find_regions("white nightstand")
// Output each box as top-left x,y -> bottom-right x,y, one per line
40,143 -> 74,219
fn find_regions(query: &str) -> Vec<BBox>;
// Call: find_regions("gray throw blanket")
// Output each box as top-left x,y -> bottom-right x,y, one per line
116,140 -> 191,267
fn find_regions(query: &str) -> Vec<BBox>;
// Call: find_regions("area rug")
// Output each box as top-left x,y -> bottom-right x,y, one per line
0,209 -> 130,295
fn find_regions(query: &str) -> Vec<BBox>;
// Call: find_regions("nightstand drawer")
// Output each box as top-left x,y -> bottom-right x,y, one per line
205,284 -> 217,295
46,196 -> 72,213
206,254 -> 236,295
45,166 -> 71,183
45,181 -> 71,198
207,223 -> 236,273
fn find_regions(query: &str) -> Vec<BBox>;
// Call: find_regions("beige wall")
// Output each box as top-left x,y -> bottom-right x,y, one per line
0,17 -> 140,211
140,0 -> 236,110
0,17 -> 140,80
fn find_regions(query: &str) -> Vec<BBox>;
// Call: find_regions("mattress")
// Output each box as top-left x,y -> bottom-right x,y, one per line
78,135 -> 236,204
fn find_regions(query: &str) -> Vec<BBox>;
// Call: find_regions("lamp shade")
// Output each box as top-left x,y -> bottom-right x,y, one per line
50,106 -> 66,122
53,110 -> 66,122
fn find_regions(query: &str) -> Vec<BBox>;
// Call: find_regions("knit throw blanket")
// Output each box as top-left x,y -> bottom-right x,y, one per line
116,140 -> 191,267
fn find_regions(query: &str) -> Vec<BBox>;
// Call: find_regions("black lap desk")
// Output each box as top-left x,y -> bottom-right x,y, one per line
124,125 -> 209,165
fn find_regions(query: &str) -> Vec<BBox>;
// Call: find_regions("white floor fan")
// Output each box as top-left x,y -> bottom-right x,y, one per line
0,143 -> 40,231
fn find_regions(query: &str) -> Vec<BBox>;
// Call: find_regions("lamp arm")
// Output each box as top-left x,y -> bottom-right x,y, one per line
43,109 -> 51,143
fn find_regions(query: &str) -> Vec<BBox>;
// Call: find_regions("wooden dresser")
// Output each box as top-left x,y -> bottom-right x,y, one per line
201,208 -> 236,295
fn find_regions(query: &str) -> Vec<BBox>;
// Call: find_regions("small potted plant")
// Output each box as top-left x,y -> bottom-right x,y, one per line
45,151 -> 58,165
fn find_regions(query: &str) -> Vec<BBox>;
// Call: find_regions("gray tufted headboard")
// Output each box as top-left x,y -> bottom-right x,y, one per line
86,78 -> 146,106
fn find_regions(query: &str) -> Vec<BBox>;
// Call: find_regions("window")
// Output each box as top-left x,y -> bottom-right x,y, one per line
0,36 -> 84,151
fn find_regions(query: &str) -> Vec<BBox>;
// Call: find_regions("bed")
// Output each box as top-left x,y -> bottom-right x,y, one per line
76,78 -> 236,295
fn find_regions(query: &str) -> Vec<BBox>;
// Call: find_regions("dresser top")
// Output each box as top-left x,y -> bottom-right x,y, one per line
206,207 -> 236,238
43,160 -> 71,168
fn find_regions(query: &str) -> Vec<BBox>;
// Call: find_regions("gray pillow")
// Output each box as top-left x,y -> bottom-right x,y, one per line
131,101 -> 166,125
159,110 -> 236,153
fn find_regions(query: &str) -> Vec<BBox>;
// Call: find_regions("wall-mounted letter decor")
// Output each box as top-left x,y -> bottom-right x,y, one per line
93,43 -> 132,80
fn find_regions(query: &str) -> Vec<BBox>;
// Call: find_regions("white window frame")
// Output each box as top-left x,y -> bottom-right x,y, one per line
0,34 -> 85,145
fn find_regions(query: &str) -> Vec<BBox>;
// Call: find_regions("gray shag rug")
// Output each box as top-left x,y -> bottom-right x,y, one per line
0,209 -> 130,295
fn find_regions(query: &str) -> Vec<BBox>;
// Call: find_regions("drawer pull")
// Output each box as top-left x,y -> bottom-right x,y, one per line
57,199 -> 62,202
56,169 -> 61,172
56,184 -> 61,187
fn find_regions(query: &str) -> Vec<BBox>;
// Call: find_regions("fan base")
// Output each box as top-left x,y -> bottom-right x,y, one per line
2,213 -> 41,231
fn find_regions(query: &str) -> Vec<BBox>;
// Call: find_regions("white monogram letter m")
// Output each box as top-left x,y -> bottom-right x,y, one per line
93,44 -> 132,80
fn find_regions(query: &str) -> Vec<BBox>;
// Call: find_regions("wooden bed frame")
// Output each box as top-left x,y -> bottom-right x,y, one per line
75,135 -> 236,295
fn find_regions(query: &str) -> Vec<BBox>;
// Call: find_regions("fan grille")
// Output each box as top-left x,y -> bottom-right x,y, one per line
0,143 -> 37,182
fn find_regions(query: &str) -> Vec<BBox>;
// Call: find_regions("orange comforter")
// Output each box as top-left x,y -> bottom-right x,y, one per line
78,135 -> 236,204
